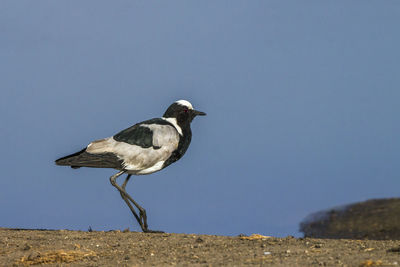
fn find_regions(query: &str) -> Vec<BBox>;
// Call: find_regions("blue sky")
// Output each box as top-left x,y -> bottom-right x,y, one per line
1,1 -> 399,237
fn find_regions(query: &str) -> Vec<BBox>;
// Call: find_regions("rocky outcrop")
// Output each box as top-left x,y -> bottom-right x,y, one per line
300,198 -> 400,240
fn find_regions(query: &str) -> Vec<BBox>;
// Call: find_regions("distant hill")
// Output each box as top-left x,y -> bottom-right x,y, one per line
300,198 -> 400,240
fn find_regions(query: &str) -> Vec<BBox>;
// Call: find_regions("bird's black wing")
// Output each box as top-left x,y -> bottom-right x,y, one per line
113,118 -> 172,149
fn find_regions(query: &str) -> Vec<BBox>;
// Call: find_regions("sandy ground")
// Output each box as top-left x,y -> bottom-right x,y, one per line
1,228 -> 400,266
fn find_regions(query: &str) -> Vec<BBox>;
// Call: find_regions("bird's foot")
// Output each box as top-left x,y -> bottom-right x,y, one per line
143,229 -> 165,233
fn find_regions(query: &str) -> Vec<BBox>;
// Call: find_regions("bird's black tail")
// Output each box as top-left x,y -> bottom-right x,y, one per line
55,149 -> 124,169
55,148 -> 87,169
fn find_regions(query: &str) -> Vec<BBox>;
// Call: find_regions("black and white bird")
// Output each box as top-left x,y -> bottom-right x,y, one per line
55,100 -> 206,233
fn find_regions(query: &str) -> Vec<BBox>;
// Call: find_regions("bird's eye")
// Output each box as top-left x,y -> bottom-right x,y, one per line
184,108 -> 188,113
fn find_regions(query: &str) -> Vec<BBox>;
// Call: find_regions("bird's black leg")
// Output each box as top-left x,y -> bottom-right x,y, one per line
119,175 -> 141,226
120,175 -> 146,228
121,174 -> 131,190
119,174 -> 164,233
110,171 -> 163,233
110,171 -> 144,231
120,174 -> 148,230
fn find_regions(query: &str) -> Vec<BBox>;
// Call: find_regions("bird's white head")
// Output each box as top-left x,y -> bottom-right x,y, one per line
175,100 -> 194,110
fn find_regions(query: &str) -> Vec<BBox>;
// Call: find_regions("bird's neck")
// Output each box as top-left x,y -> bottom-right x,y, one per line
175,126 -> 192,163
162,122 -> 192,169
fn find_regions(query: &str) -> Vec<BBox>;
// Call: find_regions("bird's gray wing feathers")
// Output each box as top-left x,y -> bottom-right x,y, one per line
113,118 -> 173,149
146,124 -> 180,149
118,123 -> 180,173
113,124 -> 158,149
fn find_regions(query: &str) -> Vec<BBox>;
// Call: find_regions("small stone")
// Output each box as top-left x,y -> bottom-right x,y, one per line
196,237 -> 204,243
388,247 -> 400,253
28,252 -> 40,260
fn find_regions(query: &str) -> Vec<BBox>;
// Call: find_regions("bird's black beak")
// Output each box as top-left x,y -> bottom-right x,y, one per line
193,110 -> 206,116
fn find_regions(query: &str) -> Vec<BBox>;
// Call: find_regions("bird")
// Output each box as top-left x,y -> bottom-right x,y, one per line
55,100 -> 206,233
